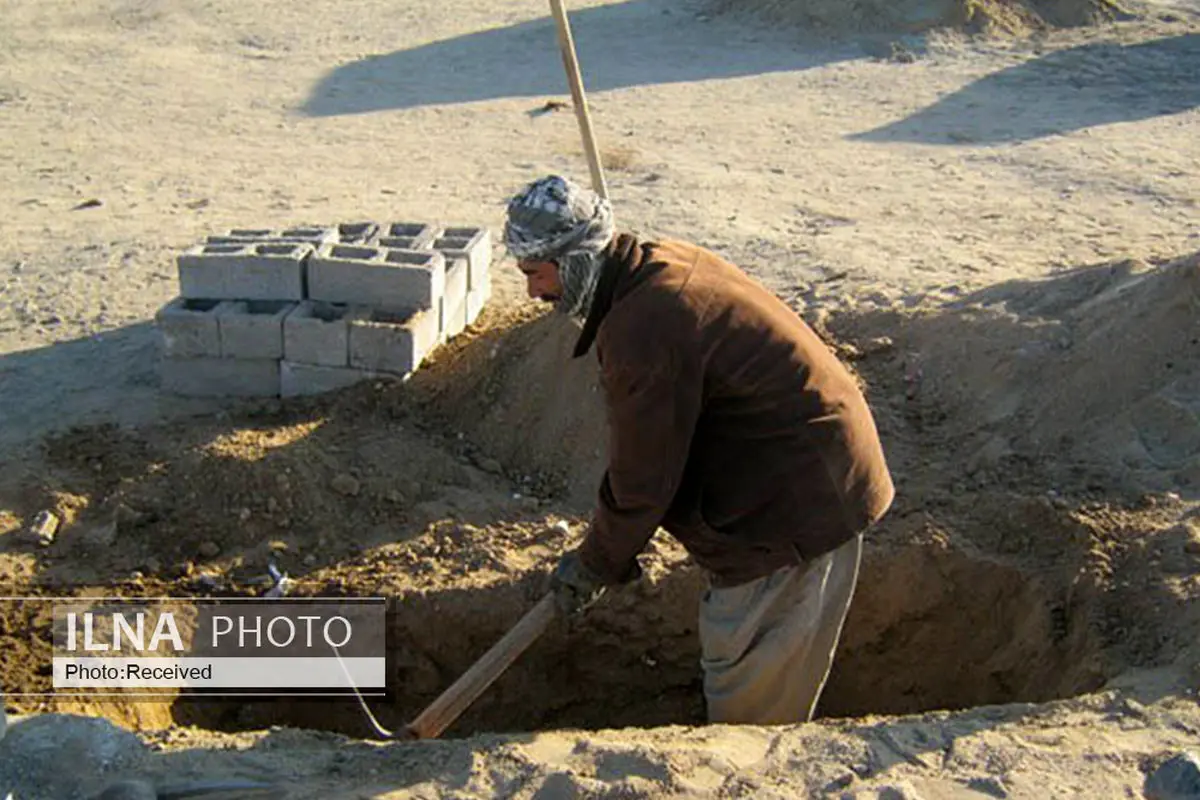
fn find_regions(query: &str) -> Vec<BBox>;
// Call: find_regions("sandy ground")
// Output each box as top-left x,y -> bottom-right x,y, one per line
2,0 -> 1200,797
2,0 -> 1198,454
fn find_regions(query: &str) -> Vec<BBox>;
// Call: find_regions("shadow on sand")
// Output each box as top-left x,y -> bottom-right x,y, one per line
300,0 -> 858,116
852,33 -> 1200,144
0,323 -> 229,455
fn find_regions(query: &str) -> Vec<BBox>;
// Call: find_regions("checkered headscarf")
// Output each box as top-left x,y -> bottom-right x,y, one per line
503,175 -> 615,319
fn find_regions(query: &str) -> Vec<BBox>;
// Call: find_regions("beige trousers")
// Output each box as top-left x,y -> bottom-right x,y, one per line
698,533 -> 863,724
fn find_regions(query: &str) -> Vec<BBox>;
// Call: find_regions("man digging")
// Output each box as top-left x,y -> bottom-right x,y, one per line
505,174 -> 895,725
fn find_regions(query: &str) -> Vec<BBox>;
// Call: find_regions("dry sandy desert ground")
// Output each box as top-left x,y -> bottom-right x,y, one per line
1,0 -> 1199,797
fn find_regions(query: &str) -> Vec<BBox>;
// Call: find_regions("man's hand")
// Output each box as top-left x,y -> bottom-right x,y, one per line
548,550 -> 606,616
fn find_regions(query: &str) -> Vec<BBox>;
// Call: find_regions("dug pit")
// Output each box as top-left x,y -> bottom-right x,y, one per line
166,513 -> 1113,739
9,507 -> 1114,740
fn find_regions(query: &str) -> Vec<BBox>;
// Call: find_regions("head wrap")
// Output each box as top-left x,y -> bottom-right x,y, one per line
503,175 -> 615,320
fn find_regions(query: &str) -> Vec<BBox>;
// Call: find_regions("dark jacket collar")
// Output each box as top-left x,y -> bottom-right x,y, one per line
572,232 -> 641,359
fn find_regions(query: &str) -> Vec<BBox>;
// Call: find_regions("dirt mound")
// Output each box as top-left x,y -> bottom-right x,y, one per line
405,304 -> 608,510
833,251 -> 1200,499
711,0 -> 1138,35
818,250 -> 1200,705
3,401 -> 524,591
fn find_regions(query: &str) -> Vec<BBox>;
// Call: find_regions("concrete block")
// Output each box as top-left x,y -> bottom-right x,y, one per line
349,307 -> 440,375
177,242 -> 312,301
336,222 -> 380,244
308,243 -> 445,312
283,301 -> 353,367
431,226 -> 491,291
205,228 -> 275,245
277,226 -> 338,245
204,227 -> 337,246
466,273 -> 492,327
217,300 -> 294,360
380,222 -> 437,249
177,244 -> 237,297
443,296 -> 468,343
155,297 -> 222,358
280,361 -> 376,398
439,258 -> 469,342
379,235 -> 429,250
160,357 -> 280,398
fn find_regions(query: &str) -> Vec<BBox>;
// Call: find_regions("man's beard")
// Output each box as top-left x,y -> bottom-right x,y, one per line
554,251 -> 603,321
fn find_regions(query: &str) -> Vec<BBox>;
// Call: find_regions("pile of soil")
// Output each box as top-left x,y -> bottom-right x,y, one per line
405,304 -> 608,511
819,251 -> 1200,702
831,250 -> 1200,499
710,0 -> 1139,35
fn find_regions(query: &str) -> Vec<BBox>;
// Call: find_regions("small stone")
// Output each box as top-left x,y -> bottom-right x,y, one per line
477,457 -> 503,475
144,557 -> 162,573
385,490 -> 405,504
823,772 -> 855,792
877,782 -> 925,800
1122,697 -> 1148,716
889,43 -> 916,63
0,716 -> 145,795
1144,751 -> 1200,800
198,541 -> 221,559
27,510 -> 59,546
863,336 -> 895,355
965,776 -> 1009,798
331,473 -> 360,497
238,507 -> 251,522
266,497 -> 279,514
303,554 -> 317,566
275,473 -> 291,491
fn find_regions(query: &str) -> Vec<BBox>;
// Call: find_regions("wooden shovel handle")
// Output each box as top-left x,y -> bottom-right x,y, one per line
403,594 -> 559,740
549,0 -> 609,200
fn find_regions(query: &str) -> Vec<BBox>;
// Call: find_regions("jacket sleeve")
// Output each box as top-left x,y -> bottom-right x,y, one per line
578,328 -> 703,584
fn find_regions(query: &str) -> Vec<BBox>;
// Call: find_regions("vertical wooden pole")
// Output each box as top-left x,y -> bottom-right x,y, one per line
548,0 -> 610,201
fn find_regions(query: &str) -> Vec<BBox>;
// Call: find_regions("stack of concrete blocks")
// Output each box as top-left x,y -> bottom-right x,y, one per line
156,222 -> 492,398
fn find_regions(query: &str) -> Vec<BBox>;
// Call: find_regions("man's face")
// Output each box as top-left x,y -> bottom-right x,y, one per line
516,259 -> 563,303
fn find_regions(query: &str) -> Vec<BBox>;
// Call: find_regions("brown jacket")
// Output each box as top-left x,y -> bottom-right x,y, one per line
575,233 -> 895,587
